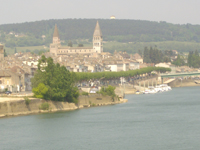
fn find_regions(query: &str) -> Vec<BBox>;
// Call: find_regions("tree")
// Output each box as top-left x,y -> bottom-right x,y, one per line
78,43 -> 84,47
32,83 -> 48,99
187,50 -> 200,68
172,55 -> 185,66
31,55 -> 79,102
68,41 -> 73,47
4,49 -> 7,57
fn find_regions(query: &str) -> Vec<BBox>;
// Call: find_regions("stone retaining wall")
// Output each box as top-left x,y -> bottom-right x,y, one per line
0,94 -> 126,118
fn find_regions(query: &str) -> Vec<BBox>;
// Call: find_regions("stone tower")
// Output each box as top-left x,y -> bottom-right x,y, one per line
0,44 -> 4,61
50,24 -> 61,55
93,21 -> 103,53
53,24 -> 60,44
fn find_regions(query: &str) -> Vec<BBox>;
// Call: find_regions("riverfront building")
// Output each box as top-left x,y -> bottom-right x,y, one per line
50,21 -> 103,56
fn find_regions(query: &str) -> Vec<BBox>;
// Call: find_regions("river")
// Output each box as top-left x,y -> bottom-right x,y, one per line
0,86 -> 200,150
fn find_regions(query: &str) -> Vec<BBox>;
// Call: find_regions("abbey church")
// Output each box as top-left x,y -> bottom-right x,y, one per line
50,21 -> 103,56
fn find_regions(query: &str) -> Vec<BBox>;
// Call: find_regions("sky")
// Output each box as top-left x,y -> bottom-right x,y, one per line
0,0 -> 199,25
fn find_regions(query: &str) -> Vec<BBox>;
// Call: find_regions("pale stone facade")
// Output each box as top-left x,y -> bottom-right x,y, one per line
50,21 -> 103,56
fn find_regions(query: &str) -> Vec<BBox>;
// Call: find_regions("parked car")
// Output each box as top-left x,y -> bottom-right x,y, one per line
5,91 -> 12,95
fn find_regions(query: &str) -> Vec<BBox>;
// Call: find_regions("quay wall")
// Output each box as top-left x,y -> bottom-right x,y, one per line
168,79 -> 200,87
0,94 -> 127,118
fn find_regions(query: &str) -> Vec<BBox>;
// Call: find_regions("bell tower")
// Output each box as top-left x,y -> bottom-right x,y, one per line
50,24 -> 61,55
53,24 -> 60,44
93,21 -> 103,53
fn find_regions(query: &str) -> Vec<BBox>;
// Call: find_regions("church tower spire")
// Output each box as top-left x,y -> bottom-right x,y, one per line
53,24 -> 60,44
93,21 -> 103,53
50,24 -> 61,56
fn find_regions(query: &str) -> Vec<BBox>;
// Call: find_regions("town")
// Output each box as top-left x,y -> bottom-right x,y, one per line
0,21 -> 200,94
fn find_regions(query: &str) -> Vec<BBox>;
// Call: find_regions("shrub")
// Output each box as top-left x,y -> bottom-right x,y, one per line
82,91 -> 89,96
24,97 -> 31,105
99,85 -> 116,100
39,102 -> 49,110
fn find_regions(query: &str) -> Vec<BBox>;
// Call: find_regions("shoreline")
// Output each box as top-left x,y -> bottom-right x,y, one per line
1,81 -> 199,118
115,81 -> 200,95
0,95 -> 128,118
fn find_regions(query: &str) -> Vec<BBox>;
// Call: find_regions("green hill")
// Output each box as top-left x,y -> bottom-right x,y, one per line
0,19 -> 200,53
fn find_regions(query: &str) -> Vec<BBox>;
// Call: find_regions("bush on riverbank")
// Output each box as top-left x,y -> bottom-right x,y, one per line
24,97 -> 31,105
39,102 -> 49,110
98,85 -> 116,100
81,91 -> 89,96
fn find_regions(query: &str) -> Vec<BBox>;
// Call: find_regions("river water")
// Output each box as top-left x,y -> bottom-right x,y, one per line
0,86 -> 200,150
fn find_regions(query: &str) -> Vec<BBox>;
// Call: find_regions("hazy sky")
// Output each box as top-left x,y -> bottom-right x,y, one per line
0,0 -> 199,25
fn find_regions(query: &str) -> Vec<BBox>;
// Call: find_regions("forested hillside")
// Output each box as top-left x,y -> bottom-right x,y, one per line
0,19 -> 200,52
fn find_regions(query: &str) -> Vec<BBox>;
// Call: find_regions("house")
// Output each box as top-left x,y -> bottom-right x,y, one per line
129,60 -> 140,70
10,66 -> 32,91
0,70 -> 21,92
132,53 -> 143,63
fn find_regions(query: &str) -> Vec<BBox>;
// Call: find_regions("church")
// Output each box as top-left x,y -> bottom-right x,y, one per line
50,21 -> 103,56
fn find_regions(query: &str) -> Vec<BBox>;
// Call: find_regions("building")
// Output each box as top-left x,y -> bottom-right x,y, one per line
0,44 -> 4,61
110,15 -> 116,19
0,70 -> 21,92
50,21 -> 103,56
132,53 -> 143,63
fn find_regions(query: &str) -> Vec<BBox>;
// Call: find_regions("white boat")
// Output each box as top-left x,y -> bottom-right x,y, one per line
135,90 -> 140,94
154,86 -> 163,92
148,86 -> 157,94
159,84 -> 172,92
143,90 -> 150,94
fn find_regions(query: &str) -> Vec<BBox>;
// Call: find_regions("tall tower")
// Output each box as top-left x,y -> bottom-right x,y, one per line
50,24 -> 61,55
93,21 -> 103,53
53,24 -> 60,44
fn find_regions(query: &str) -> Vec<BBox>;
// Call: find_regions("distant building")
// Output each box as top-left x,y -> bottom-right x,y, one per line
50,21 -> 103,56
110,15 -> 116,19
0,44 -> 4,61
132,53 -> 143,63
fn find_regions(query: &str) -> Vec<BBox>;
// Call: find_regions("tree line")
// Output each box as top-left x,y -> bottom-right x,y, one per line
143,46 -> 172,64
188,50 -> 200,68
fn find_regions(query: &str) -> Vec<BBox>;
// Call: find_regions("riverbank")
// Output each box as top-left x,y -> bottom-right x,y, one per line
0,94 -> 127,118
168,79 -> 200,88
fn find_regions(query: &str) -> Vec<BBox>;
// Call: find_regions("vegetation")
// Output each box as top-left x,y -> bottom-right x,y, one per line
31,55 -> 79,102
81,91 -> 89,96
1,19 -> 200,54
24,97 -> 31,105
75,67 -> 171,81
143,46 -> 171,64
104,41 -> 200,54
187,50 -> 200,68
1,19 -> 200,43
172,55 -> 186,66
99,85 -> 116,100
39,102 -> 49,110
32,83 -> 48,99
